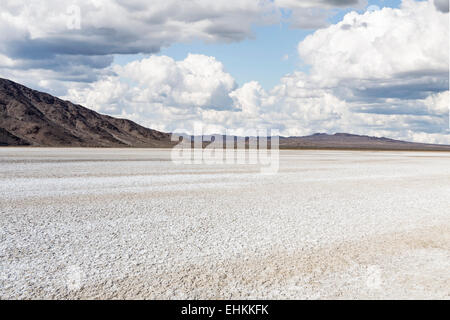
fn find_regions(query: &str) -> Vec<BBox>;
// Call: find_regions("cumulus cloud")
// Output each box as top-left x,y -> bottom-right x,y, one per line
424,91 -> 450,115
298,0 -> 448,85
63,0 -> 449,144
275,0 -> 363,9
120,54 -> 236,109
65,59 -> 349,137
229,81 -> 269,116
293,0 -> 449,142
64,54 -> 238,130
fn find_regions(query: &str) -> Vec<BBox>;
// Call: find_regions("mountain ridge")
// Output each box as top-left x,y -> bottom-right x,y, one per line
278,132 -> 450,151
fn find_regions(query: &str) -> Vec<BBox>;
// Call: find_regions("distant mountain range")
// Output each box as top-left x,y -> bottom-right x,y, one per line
1,77 -> 449,151
278,133 -> 450,151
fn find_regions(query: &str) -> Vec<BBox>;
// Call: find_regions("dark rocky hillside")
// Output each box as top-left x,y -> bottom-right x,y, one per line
0,78 -> 172,147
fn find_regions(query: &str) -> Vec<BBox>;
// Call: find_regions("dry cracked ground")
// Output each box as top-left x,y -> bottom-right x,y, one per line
0,148 -> 449,299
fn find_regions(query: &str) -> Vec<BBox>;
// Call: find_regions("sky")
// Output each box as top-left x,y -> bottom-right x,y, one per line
0,0 -> 449,143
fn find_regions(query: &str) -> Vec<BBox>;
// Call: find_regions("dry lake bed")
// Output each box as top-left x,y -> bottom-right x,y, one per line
0,148 -> 449,299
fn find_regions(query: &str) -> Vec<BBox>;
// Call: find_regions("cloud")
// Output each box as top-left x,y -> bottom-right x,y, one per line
229,81 -> 269,116
285,8 -> 336,29
0,0 -> 277,52
275,0 -> 363,9
297,0 -> 449,108
64,54 -> 238,129
298,1 -> 448,83
0,0 -> 367,81
424,90 -> 449,115
0,0 -> 281,61
122,54 -> 237,110
434,0 -> 449,12
275,0 -> 366,29
292,0 -> 449,142
0,0 -> 280,86
63,1 -> 449,144
0,0 -> 370,95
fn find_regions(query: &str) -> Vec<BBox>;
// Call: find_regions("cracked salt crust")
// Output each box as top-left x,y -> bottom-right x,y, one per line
0,148 -> 449,299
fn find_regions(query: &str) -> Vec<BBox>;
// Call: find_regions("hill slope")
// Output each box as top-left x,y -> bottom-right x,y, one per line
0,78 -> 172,147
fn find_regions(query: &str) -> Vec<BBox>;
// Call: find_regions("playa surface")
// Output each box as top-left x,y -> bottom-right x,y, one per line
0,148 -> 449,299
